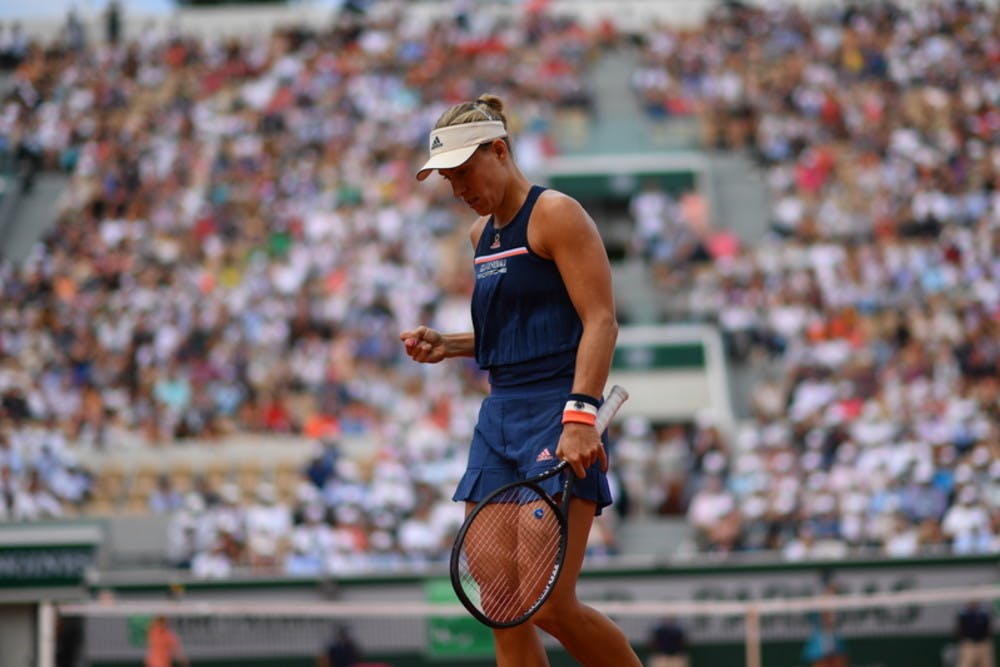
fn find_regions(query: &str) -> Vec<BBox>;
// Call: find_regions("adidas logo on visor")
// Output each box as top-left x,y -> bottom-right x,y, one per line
415,121 -> 507,180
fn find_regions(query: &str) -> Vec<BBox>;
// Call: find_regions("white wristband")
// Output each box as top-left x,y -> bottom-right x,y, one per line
563,400 -> 599,417
562,399 -> 599,426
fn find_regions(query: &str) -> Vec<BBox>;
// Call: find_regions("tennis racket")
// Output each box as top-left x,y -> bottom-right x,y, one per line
449,384 -> 629,628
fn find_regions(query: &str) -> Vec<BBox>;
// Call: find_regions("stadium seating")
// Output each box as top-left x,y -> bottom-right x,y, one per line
1,0 -> 998,578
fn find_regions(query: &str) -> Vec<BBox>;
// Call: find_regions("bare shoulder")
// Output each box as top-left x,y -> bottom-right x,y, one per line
534,189 -> 594,227
530,189 -> 600,257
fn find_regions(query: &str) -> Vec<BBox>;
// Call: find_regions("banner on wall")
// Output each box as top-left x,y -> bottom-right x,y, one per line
0,523 -> 101,588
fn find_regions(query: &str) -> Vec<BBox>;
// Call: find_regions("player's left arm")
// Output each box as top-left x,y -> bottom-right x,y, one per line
531,191 -> 618,477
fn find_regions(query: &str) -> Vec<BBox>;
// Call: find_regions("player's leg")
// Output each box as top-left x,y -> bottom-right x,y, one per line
530,496 -> 642,667
500,386 -> 637,665
463,502 -> 521,620
485,505 -> 552,667
492,621 -> 550,667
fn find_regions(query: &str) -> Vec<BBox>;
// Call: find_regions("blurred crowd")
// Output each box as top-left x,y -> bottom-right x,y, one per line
620,1 -> 1000,560
1,0 -> 999,577
0,1 -> 617,574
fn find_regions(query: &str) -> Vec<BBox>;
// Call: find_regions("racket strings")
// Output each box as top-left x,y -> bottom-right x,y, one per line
456,486 -> 563,624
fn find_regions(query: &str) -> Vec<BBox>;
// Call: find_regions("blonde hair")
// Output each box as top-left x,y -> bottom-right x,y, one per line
434,94 -> 509,132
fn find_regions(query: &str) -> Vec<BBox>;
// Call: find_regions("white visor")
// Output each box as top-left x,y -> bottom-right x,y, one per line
415,120 -> 507,181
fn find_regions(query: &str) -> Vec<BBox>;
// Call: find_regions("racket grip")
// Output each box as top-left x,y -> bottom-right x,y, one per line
595,384 -> 629,433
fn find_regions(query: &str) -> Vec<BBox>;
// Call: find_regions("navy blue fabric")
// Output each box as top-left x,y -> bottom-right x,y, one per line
470,185 -> 583,387
452,380 -> 613,515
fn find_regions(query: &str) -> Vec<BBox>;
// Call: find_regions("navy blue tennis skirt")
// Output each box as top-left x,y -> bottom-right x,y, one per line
452,377 -> 613,515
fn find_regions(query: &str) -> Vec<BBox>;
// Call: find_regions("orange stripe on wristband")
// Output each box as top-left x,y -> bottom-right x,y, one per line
564,400 -> 599,416
562,410 -> 598,426
562,400 -> 598,425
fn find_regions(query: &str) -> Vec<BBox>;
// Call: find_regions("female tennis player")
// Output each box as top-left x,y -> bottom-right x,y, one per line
400,94 -> 641,667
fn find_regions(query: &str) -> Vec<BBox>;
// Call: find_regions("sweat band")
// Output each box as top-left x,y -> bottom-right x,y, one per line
567,393 -> 601,408
562,399 -> 599,426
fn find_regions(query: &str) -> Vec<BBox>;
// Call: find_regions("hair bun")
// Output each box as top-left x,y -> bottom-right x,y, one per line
476,94 -> 504,115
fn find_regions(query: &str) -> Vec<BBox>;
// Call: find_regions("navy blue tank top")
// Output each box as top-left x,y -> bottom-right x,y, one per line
471,185 -> 582,387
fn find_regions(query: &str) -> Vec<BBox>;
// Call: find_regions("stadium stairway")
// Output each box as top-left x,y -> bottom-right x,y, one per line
700,153 -> 776,421
0,171 -> 69,263
612,257 -> 664,325
703,150 -> 771,244
575,45 -> 648,154
577,43 -> 773,326
568,43 -> 701,155
578,44 -> 680,325
576,45 -> 774,421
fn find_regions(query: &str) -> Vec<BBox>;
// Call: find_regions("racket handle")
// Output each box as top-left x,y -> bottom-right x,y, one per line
595,384 -> 629,433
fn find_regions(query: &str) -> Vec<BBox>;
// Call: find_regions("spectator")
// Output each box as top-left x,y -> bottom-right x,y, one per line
284,530 -> 325,577
284,504 -> 329,577
955,600 -> 995,667
628,180 -> 677,262
783,522 -> 848,562
0,22 -> 29,70
686,475 -> 736,551
144,616 -> 188,667
396,498 -> 448,564
189,539 -> 233,580
943,487 -> 993,555
15,469 -> 63,521
105,1 -> 122,45
882,513 -> 920,558
245,482 -> 292,571
801,586 -> 847,667
148,474 -> 184,515
54,614 -> 84,667
318,625 -> 361,667
647,616 -> 689,667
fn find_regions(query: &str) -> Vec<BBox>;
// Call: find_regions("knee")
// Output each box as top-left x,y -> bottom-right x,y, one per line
531,596 -> 577,636
531,606 -> 561,636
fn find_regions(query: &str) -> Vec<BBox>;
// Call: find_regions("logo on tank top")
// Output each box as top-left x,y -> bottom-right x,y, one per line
490,232 -> 501,249
475,247 -> 529,279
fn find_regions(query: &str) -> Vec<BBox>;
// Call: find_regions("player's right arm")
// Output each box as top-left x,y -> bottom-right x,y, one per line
399,326 -> 474,363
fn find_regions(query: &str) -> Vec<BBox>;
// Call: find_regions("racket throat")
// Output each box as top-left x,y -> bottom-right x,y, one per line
557,477 -> 575,515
